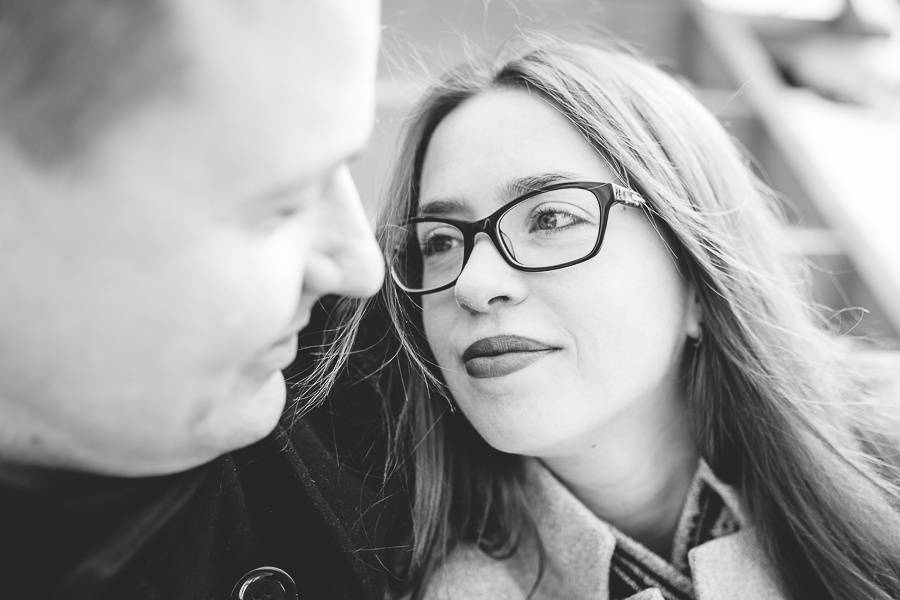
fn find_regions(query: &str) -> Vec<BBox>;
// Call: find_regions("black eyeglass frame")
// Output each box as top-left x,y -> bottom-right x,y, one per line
392,181 -> 647,295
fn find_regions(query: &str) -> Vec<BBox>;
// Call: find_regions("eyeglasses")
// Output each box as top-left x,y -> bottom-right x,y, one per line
388,181 -> 647,295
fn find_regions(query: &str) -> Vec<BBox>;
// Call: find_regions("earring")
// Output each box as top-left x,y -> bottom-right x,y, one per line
689,325 -> 704,349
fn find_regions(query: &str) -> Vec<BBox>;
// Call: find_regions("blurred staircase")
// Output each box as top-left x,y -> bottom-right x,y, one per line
352,0 -> 900,348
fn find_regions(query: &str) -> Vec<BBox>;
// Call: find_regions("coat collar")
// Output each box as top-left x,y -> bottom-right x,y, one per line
518,459 -> 786,600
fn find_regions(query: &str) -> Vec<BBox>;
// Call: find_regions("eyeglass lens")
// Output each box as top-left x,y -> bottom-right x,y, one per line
394,187 -> 603,292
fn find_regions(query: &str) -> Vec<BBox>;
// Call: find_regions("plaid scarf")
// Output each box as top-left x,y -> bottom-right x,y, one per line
607,469 -> 742,600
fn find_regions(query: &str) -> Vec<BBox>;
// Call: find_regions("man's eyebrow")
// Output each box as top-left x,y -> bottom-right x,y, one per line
254,176 -> 311,205
416,171 -> 583,217
252,153 -> 362,204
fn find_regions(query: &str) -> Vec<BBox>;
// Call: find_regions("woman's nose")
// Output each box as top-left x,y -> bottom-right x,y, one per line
453,233 -> 528,314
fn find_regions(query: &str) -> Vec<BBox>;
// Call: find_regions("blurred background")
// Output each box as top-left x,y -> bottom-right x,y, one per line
350,0 -> 900,349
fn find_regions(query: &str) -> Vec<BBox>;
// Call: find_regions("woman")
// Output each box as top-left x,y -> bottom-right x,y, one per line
304,35 -> 900,599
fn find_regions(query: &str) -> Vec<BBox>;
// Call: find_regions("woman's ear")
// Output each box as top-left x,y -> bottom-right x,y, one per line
685,285 -> 702,341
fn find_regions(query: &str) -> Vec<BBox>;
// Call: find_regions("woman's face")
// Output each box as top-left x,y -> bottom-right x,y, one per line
418,88 -> 700,458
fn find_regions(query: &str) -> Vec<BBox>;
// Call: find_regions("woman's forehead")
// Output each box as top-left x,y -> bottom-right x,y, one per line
419,90 -> 615,211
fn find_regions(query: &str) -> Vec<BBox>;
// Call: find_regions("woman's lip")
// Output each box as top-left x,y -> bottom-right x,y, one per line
462,335 -> 555,361
464,349 -> 556,379
461,335 -> 558,379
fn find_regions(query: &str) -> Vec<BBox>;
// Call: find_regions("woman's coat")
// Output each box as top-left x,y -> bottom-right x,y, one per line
424,460 -> 785,600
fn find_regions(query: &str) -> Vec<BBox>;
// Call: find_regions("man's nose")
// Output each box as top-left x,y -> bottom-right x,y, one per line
303,167 -> 384,299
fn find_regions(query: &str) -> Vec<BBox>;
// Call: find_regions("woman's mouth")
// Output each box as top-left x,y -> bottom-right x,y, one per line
462,335 -> 558,379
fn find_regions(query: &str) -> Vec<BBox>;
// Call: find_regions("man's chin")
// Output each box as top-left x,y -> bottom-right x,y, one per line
128,373 -> 289,476
216,371 -> 288,450
33,373 -> 290,478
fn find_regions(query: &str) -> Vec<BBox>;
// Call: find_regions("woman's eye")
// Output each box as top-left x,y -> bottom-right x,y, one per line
530,208 -> 581,232
419,229 -> 462,257
421,235 -> 456,256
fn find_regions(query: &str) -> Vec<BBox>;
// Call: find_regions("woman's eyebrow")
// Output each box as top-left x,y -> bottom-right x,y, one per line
416,171 -> 583,217
416,198 -> 469,217
504,171 -> 582,198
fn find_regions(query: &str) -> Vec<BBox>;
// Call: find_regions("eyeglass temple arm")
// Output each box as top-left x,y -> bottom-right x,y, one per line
611,183 -> 647,208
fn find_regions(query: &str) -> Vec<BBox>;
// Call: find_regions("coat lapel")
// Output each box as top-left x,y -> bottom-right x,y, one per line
525,461 -> 617,598
689,529 -> 786,600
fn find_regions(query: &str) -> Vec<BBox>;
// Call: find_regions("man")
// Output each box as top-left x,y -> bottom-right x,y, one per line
0,1 -> 389,598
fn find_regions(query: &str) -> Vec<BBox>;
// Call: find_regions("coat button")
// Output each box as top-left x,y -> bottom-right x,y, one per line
231,566 -> 298,600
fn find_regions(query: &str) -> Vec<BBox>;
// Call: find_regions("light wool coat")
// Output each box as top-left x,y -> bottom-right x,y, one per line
423,460 -> 787,600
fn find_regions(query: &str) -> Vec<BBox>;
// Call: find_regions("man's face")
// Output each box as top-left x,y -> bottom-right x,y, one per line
0,0 -> 383,475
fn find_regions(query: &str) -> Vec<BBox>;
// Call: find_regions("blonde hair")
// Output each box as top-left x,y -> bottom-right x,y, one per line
300,34 -> 900,599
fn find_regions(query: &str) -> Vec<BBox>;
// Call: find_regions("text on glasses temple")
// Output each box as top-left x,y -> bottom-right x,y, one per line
612,184 -> 646,208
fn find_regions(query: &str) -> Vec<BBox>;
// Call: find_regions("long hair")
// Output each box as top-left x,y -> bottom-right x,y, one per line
300,34 -> 900,599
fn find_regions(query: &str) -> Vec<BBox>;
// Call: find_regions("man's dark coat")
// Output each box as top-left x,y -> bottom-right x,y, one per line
0,309 -> 398,600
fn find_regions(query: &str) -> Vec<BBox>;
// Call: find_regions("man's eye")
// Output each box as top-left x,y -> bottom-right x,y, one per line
274,205 -> 303,219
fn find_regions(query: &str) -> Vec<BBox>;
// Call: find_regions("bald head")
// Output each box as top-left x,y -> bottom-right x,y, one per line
0,0 -> 182,167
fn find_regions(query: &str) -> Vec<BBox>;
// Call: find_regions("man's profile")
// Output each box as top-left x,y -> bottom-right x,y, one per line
0,1 -> 389,598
